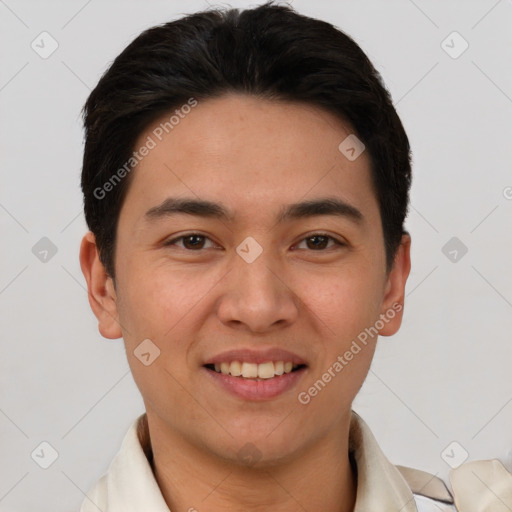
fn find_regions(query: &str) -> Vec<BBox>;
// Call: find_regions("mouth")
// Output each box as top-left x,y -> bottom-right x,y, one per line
204,361 -> 307,380
202,350 -> 308,400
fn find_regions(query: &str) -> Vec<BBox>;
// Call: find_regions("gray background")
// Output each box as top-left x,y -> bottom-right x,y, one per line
1,0 -> 511,510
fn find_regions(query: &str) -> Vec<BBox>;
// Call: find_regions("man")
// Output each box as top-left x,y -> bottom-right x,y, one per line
78,2 -> 477,510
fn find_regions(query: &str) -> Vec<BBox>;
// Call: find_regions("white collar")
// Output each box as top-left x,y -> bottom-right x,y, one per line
81,411 -> 419,511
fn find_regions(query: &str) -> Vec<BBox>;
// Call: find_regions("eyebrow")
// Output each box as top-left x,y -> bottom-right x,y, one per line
144,196 -> 363,224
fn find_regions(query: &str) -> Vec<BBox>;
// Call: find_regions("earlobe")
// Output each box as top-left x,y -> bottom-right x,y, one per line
378,234 -> 411,337
79,231 -> 123,339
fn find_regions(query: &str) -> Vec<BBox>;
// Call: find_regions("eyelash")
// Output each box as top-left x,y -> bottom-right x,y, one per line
163,232 -> 345,251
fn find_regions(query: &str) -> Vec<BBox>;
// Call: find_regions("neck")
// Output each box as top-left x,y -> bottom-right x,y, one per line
143,413 -> 357,512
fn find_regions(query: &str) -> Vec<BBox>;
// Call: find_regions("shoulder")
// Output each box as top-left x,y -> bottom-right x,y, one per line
396,465 -> 457,511
449,458 -> 512,511
80,474 -> 108,512
414,494 -> 456,511
397,459 -> 512,511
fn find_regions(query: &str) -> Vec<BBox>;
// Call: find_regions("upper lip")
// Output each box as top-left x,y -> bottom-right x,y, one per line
204,348 -> 307,366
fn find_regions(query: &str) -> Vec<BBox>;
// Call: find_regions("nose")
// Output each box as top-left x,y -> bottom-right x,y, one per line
216,248 -> 299,334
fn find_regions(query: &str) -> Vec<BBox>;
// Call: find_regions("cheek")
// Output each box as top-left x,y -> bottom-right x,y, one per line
116,259 -> 223,350
119,261 -> 229,378
298,343 -> 376,426
302,265 -> 384,339
299,266 -> 383,397
116,264 -> 209,410
295,272 -> 381,420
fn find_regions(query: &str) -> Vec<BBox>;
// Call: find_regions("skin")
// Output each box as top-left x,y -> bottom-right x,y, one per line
80,93 -> 411,512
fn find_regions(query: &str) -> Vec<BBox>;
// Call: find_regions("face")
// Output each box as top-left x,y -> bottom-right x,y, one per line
81,93 -> 410,465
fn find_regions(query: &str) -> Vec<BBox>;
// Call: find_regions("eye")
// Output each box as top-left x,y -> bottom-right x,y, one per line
294,233 -> 344,251
163,233 -> 217,250
163,232 -> 344,252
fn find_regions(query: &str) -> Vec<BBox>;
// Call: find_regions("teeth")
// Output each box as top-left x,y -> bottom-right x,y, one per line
229,361 -> 241,376
257,361 -> 275,379
241,362 -> 258,378
212,360 -> 300,379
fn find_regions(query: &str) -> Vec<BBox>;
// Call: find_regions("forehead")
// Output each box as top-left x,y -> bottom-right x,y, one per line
122,93 -> 377,224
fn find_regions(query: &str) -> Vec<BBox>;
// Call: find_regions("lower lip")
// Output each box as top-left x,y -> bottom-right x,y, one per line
203,367 -> 307,401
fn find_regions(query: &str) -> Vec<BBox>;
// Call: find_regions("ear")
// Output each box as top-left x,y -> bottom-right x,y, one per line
79,231 -> 123,339
378,233 -> 411,337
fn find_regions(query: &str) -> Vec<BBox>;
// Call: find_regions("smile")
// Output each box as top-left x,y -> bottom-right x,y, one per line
205,361 -> 305,380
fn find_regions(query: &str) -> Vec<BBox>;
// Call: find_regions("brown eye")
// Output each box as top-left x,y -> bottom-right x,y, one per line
295,234 -> 343,251
182,235 -> 206,249
306,235 -> 329,250
164,234 -> 215,250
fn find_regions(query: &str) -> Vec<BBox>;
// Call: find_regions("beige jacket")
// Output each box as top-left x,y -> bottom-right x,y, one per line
80,411 -> 510,511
